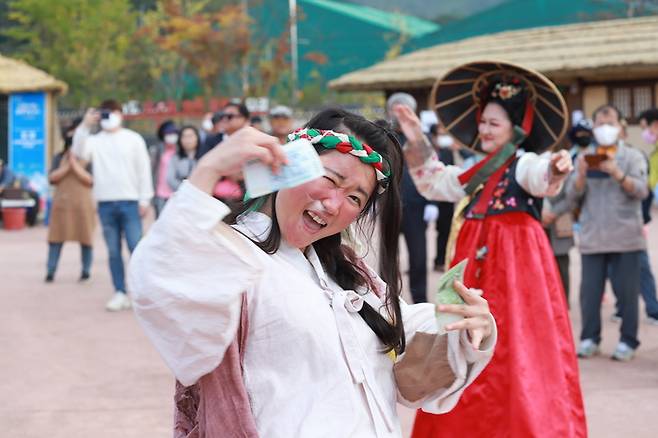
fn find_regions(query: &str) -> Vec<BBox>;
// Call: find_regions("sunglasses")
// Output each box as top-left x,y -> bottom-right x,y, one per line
219,113 -> 242,121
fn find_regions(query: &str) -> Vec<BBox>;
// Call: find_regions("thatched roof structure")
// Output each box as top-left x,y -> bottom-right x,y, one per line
0,54 -> 67,94
330,15 -> 658,92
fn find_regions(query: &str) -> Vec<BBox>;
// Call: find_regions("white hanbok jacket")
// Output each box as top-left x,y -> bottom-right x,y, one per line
128,181 -> 496,438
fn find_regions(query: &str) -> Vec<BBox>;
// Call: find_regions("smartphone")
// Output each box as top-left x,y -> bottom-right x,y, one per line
584,153 -> 607,168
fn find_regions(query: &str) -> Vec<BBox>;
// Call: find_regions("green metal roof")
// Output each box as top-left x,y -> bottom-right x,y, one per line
300,0 -> 440,37
411,0 -> 637,49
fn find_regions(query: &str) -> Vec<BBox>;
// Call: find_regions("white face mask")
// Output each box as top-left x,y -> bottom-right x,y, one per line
202,119 -> 213,131
164,133 -> 179,145
100,113 -> 122,131
437,134 -> 454,148
593,124 -> 620,146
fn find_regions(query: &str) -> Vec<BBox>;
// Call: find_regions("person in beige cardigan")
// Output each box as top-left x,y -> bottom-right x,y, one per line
46,120 -> 95,282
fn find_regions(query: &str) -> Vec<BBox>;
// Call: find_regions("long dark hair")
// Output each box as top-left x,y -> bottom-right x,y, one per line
177,125 -> 201,159
225,108 -> 405,354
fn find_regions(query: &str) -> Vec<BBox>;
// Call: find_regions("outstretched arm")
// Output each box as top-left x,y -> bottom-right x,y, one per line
394,105 -> 466,202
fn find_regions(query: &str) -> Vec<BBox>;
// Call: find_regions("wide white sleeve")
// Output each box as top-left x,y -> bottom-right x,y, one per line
128,181 -> 263,386
133,134 -> 154,207
394,300 -> 496,414
72,125 -> 92,161
408,155 -> 466,203
515,152 -> 562,197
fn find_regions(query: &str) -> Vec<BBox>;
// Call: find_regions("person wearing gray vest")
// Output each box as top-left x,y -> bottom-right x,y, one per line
566,104 -> 648,361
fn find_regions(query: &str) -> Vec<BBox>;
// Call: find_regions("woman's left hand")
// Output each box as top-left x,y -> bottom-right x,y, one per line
438,281 -> 494,350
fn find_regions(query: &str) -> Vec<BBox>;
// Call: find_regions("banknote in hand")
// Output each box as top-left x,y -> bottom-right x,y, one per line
243,138 -> 325,199
435,259 -> 468,335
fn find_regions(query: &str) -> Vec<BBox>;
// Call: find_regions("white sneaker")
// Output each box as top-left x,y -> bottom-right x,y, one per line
105,292 -> 132,312
611,342 -> 635,361
577,339 -> 599,358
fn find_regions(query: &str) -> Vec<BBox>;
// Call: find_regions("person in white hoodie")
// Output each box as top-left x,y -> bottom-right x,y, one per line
73,99 -> 153,311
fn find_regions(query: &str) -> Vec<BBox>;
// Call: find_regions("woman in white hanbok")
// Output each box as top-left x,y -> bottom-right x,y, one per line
128,108 -> 496,438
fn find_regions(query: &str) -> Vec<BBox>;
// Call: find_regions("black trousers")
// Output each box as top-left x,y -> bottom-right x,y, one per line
402,202 -> 427,303
26,189 -> 40,226
434,202 -> 454,267
580,251 -> 641,349
555,254 -> 570,305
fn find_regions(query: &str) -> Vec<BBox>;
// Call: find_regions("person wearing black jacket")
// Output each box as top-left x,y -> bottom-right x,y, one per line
198,102 -> 250,157
387,93 -> 435,303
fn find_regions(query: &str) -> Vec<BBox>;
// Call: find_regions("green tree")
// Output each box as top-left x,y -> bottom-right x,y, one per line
247,30 -> 291,98
143,0 -> 251,101
135,0 -> 196,103
4,0 -> 138,107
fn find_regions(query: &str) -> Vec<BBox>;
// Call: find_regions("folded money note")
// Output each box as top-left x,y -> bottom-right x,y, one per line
435,259 -> 468,335
243,138 -> 325,199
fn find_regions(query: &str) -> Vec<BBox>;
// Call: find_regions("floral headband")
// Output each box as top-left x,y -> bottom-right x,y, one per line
491,81 -> 522,100
288,128 -> 391,193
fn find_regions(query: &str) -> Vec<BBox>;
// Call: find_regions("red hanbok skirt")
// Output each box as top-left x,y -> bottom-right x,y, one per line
412,212 -> 586,438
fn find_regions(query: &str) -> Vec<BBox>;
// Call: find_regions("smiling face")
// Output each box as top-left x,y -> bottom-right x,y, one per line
275,150 -> 377,249
478,102 -> 514,153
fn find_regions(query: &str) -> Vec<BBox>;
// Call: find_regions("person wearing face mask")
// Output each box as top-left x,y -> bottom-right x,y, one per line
45,117 -> 95,283
639,108 -> 658,198
566,104 -> 648,361
541,119 -> 593,303
569,118 -> 594,155
613,117 -> 658,326
201,112 -> 215,134
386,93 -> 436,304
429,124 -> 474,272
127,108 -> 496,437
72,99 -> 154,312
613,108 -> 658,327
148,120 -> 179,218
399,62 -> 585,438
429,124 -> 454,273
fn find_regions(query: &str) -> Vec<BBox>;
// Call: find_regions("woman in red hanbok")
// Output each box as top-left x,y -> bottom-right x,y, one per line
397,61 -> 587,437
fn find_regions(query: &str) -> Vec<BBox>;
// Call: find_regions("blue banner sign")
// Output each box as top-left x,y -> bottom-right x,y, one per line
8,92 -> 48,196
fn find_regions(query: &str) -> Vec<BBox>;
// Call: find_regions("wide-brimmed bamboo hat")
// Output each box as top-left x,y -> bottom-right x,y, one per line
430,60 -> 568,151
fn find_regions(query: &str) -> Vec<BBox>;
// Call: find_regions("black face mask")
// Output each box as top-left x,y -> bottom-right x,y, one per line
574,135 -> 592,147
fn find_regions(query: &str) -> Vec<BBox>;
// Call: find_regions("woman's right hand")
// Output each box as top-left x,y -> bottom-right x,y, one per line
392,104 -> 425,145
189,127 -> 287,194
393,104 -> 435,167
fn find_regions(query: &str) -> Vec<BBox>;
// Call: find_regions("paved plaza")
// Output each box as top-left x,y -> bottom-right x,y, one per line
2,217 -> 658,437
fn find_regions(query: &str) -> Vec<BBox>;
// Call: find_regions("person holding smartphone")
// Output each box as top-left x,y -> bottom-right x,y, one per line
567,104 -> 648,361
72,100 -> 154,311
